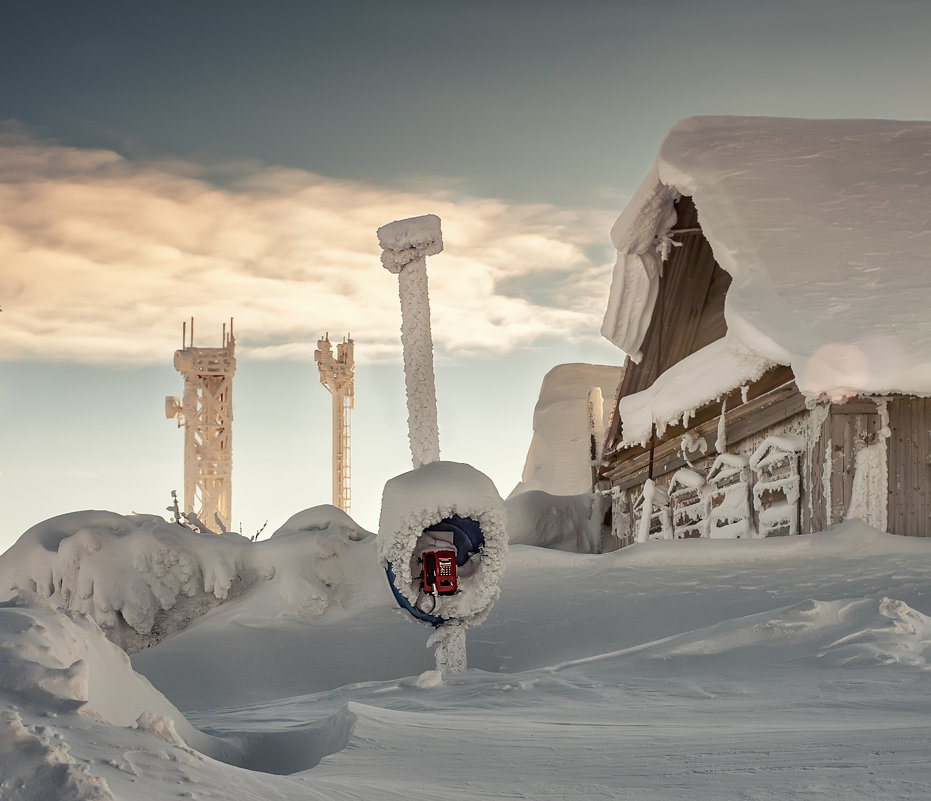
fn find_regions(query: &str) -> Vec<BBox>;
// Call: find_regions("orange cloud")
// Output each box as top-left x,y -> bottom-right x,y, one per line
0,130 -> 615,364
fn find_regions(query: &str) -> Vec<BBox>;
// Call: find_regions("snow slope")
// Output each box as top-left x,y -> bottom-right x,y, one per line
2,506 -> 931,800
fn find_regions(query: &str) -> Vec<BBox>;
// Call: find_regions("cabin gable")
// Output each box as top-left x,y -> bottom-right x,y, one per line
617,196 -> 731,400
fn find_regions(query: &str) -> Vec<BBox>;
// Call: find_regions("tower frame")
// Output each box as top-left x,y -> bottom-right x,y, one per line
166,318 -> 236,532
315,334 -> 355,514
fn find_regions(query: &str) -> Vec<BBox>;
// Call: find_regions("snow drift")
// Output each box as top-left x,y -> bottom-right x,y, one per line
0,506 -> 380,653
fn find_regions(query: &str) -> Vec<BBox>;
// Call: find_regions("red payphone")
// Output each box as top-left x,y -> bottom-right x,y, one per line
421,549 -> 458,595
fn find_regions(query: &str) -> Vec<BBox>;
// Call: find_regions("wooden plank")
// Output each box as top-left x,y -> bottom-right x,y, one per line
806,406 -> 829,534
887,397 -> 931,536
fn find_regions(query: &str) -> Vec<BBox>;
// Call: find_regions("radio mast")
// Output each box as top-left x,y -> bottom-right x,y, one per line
314,334 -> 355,514
165,318 -> 236,532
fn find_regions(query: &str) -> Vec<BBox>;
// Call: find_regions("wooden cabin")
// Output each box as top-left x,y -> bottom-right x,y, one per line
598,117 -> 931,545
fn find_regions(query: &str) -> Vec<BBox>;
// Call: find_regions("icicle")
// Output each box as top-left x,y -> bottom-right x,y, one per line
715,398 -> 727,454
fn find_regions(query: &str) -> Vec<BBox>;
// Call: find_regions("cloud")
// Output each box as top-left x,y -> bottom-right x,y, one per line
0,130 -> 617,364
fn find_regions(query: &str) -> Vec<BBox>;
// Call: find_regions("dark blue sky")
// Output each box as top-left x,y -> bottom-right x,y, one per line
7,0 -> 930,207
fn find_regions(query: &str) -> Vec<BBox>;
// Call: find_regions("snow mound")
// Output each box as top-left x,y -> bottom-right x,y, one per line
0,512 -> 256,652
504,490 -> 597,552
0,595 -> 234,762
229,508 -> 383,625
271,504 -> 369,541
818,597 -> 931,668
0,507 -> 381,651
0,708 -> 115,801
511,363 -> 622,497
559,595 -> 931,676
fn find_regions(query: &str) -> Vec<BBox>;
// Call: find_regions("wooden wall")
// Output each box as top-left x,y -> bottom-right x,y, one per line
605,394 -> 931,545
887,397 -> 931,536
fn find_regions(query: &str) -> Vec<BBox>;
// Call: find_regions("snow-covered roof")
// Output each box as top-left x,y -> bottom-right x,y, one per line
602,116 -> 931,409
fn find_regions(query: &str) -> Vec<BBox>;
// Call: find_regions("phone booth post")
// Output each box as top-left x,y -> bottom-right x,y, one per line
377,215 -> 508,674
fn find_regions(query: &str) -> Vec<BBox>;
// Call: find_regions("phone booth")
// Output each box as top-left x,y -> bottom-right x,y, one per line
379,461 -> 508,670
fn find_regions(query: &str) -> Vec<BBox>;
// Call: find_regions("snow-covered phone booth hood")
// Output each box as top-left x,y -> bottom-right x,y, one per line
379,461 -> 508,630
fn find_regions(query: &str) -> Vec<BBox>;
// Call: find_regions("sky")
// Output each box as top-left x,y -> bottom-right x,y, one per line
2,0 -> 931,549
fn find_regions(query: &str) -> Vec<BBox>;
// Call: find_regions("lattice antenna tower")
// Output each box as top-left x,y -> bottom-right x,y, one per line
165,318 -> 236,533
314,333 -> 355,514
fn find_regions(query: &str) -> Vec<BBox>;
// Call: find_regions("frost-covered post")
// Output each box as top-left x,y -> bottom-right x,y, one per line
377,215 -> 508,676
377,214 -> 443,468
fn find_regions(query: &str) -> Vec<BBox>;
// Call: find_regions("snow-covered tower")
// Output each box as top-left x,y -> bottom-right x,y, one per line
165,319 -> 236,533
314,334 -> 355,514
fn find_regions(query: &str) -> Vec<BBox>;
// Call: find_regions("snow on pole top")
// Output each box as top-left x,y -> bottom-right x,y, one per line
377,214 -> 444,273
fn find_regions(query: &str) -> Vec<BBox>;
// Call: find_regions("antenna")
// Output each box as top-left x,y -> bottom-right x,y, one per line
314,334 -> 355,514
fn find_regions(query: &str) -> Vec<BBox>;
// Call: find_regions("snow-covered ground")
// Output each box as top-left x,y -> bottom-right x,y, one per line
2,505 -> 930,800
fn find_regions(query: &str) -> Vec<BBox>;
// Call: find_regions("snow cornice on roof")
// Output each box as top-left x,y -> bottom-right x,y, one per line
601,116 -> 931,402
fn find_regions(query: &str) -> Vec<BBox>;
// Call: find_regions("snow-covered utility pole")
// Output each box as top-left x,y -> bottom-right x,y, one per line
377,214 -> 443,469
165,318 -> 236,533
377,215 -> 508,676
314,333 -> 355,514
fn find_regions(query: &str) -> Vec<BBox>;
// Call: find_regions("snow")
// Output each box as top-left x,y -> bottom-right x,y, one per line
376,213 -> 443,275
504,490 -> 596,552
511,363 -> 623,496
379,214 -> 444,468
619,334 -> 774,445
0,507 -> 381,653
602,116 -> 931,440
3,509 -> 931,799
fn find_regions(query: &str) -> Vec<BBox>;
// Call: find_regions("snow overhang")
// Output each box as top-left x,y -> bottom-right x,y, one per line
618,333 -> 775,446
602,116 -> 931,404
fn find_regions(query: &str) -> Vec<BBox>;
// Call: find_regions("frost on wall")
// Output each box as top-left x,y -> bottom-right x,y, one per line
846,400 -> 891,533
750,436 -> 806,537
806,401 -> 830,528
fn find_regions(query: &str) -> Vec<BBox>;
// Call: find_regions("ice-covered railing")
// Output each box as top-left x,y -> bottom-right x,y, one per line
750,435 -> 806,537
707,453 -> 754,539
